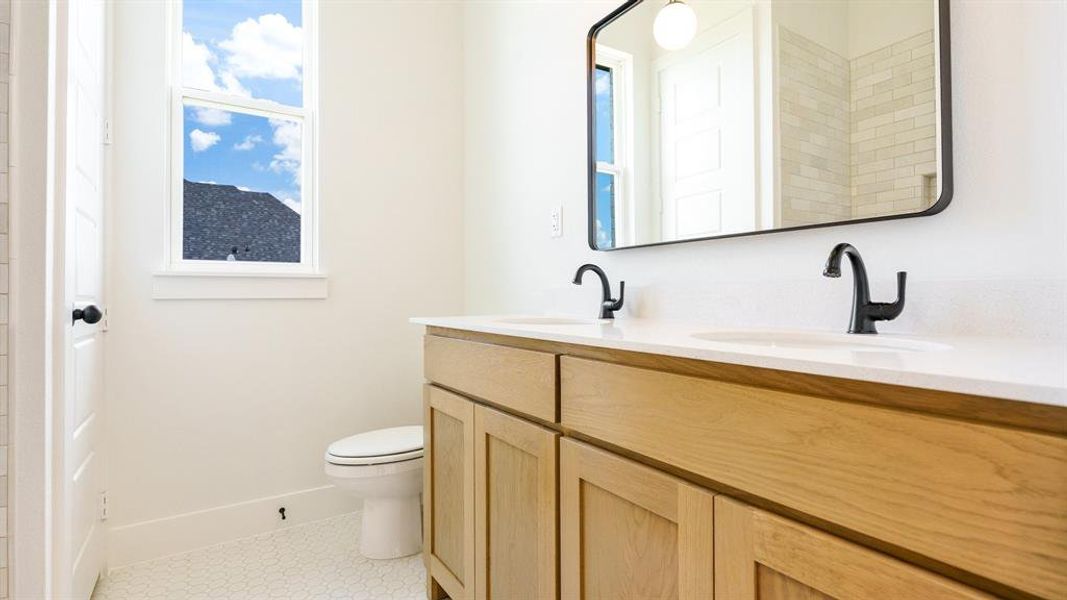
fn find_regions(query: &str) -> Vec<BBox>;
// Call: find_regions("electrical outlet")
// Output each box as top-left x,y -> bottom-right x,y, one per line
550,206 -> 563,238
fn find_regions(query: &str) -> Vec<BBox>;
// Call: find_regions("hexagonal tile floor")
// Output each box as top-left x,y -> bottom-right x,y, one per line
91,512 -> 425,600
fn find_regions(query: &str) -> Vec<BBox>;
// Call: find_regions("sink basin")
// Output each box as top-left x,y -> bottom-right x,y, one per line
495,316 -> 604,326
691,330 -> 951,353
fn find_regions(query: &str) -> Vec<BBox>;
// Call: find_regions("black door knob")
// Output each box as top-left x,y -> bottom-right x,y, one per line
73,305 -> 103,325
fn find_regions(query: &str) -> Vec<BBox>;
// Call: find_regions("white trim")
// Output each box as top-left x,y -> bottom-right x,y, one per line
762,12 -> 781,230
182,89 -> 305,119
164,0 -> 320,277
10,1 -> 56,596
107,485 -> 357,568
152,271 -> 329,300
166,257 -> 318,276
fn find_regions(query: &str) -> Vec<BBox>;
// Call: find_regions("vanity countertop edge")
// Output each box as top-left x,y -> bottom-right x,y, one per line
411,315 -> 1067,409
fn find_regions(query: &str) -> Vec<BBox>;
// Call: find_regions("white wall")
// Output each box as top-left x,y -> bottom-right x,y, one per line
107,0 -> 464,565
774,1 -> 934,60
463,0 -> 1066,339
774,0 -> 848,57
848,1 -> 934,58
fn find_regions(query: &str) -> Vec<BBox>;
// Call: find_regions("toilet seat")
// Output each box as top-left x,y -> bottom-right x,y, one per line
326,425 -> 424,466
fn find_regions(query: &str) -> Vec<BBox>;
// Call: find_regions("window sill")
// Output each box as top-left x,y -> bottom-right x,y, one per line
152,271 -> 328,300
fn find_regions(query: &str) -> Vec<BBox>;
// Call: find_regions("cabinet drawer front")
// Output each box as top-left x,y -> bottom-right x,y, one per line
425,335 -> 557,422
561,356 -> 1067,599
715,497 -> 992,600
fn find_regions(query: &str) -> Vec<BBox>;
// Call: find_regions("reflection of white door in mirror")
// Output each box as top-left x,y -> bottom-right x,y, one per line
655,9 -> 755,240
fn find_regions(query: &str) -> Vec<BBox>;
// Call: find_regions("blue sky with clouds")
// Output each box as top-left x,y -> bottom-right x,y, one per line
594,66 -> 613,163
594,66 -> 615,248
182,0 -> 304,213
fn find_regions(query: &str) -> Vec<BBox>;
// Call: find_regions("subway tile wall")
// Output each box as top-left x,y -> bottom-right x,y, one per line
850,30 -> 937,217
778,27 -> 852,227
778,27 -> 937,226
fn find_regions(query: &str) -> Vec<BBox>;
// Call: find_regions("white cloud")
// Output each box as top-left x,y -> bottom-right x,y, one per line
233,134 -> 263,151
278,196 -> 302,214
219,14 -> 303,81
182,32 -> 219,90
595,73 -> 610,96
189,128 -> 221,152
269,118 -> 302,180
182,32 -> 249,97
218,71 -> 249,96
193,107 -> 232,126
237,186 -> 252,192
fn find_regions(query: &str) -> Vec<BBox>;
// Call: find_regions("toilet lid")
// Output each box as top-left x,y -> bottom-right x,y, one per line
326,425 -> 424,465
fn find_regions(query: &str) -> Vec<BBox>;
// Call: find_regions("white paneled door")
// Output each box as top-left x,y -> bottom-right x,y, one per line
655,10 -> 755,240
57,0 -> 109,597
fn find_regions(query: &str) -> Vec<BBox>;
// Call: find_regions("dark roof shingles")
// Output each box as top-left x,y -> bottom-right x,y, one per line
183,180 -> 301,263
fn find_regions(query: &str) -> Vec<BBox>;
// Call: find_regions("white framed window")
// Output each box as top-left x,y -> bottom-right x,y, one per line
593,44 -> 634,249
167,0 -> 318,274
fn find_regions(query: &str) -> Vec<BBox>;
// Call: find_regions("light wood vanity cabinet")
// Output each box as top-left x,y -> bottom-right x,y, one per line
423,330 -> 1067,600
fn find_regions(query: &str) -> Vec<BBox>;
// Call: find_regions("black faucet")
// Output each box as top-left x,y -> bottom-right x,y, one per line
823,243 -> 906,334
572,264 -> 624,319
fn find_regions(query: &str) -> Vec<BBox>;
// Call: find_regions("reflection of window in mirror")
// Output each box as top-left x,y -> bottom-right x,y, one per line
594,46 -> 633,250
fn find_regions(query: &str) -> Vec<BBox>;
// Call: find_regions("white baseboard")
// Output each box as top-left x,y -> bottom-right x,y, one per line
107,485 -> 359,569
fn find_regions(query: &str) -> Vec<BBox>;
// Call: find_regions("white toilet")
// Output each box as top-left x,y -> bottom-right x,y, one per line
324,425 -> 424,559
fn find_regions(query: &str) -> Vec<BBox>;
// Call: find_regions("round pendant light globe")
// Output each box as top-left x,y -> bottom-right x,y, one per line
653,1 -> 698,51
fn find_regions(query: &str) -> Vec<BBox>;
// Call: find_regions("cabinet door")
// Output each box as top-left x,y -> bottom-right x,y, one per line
425,385 -> 475,600
714,497 -> 993,600
560,438 -> 716,599
474,405 -> 558,600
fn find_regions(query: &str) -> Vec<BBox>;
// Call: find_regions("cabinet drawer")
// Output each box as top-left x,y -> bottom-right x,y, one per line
561,356 -> 1067,599
425,335 -> 557,423
715,497 -> 991,599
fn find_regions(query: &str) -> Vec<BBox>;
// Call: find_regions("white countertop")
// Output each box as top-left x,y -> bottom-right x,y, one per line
411,315 -> 1067,408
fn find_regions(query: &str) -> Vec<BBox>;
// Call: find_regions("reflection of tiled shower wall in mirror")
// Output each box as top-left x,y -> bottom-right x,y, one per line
778,28 -> 852,227
850,30 -> 936,218
778,28 -> 936,227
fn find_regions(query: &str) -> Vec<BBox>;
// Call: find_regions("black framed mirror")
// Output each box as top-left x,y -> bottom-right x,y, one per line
587,0 -> 952,250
